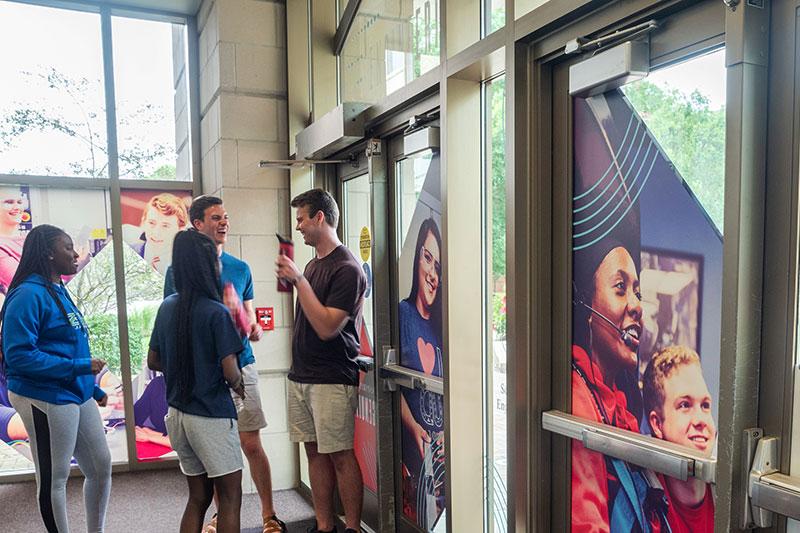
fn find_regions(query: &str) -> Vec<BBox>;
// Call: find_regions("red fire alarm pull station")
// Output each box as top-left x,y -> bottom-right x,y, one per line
256,307 -> 274,331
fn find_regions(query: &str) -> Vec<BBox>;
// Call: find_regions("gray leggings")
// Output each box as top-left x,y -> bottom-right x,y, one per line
9,391 -> 112,533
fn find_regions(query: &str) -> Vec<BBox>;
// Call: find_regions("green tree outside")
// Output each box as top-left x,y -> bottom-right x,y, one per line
622,81 -> 726,233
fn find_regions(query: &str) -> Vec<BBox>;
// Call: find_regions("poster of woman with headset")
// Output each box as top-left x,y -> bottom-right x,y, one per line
571,89 -> 722,533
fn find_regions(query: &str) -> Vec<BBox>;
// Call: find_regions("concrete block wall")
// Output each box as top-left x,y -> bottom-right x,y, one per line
196,0 -> 296,492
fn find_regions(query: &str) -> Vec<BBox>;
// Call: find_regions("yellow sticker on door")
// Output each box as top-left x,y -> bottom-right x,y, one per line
359,226 -> 371,262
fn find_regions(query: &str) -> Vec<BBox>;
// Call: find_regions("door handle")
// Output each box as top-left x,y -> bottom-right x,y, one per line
542,410 -> 716,483
742,430 -> 800,528
379,347 -> 444,395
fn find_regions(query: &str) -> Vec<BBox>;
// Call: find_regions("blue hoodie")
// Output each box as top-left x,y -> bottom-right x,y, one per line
1,274 -> 105,405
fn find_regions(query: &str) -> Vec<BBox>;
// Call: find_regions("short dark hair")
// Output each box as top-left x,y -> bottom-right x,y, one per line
189,195 -> 223,226
290,189 -> 339,228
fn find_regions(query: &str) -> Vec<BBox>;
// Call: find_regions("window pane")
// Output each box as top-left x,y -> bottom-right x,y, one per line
112,17 -> 191,181
397,152 -> 435,247
488,0 -> 505,33
484,75 -> 507,533
120,189 -> 192,462
0,2 -> 107,178
341,0 -> 440,104
622,50 -> 726,234
0,186 -> 129,475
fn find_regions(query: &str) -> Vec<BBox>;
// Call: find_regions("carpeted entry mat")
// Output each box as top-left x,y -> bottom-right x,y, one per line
243,517 -> 346,533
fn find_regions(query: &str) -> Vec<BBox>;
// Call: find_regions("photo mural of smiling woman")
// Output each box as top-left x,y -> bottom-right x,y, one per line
570,138 -> 666,531
396,151 -> 445,532
0,186 -> 29,296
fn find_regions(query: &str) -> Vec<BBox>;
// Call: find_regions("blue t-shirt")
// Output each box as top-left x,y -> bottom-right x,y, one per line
398,300 -> 444,435
164,252 -> 255,367
149,294 -> 244,419
397,299 -> 445,514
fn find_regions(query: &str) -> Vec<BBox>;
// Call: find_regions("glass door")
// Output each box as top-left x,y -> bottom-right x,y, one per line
385,126 -> 446,533
757,0 -> 800,530
337,149 -> 386,533
529,1 -> 770,529
570,47 -> 724,532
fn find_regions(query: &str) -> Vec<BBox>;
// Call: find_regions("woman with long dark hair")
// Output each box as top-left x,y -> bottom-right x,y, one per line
397,217 -> 445,528
1,224 -> 111,533
147,229 -> 246,533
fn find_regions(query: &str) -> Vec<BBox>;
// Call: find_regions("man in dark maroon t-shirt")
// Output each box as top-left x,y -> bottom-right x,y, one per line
275,188 -> 366,533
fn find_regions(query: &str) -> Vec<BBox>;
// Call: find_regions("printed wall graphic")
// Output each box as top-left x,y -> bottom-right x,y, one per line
120,189 -> 192,275
0,187 -> 131,474
121,189 -> 192,462
571,88 -> 721,532
342,175 -> 379,492
397,153 -> 445,531
639,249 -> 702,380
354,323 -> 378,492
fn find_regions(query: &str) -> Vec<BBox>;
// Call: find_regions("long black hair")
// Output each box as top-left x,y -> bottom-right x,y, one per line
0,225 -> 72,366
171,229 -> 222,404
405,218 -> 442,331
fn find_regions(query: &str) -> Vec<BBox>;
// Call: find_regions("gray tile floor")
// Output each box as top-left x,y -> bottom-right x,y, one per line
0,468 -> 317,532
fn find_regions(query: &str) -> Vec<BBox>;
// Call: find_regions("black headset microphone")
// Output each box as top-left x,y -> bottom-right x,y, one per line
572,286 -> 646,425
574,297 -> 638,350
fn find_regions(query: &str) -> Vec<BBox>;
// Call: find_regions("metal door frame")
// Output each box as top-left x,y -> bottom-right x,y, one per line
521,1 -> 769,530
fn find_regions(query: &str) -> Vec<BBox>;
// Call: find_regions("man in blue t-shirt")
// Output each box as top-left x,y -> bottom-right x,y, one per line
165,195 -> 285,533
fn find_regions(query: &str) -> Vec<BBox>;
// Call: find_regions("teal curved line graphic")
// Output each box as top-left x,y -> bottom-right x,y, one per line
573,126 -> 649,222
573,121 -> 643,215
573,152 -> 658,251
573,114 -> 636,201
573,141 -> 654,239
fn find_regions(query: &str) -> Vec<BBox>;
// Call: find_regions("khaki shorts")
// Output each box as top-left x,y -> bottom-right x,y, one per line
164,407 -> 243,478
232,363 -> 268,432
288,381 -> 358,454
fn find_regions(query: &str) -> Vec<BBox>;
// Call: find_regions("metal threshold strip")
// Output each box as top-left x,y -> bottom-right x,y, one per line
542,410 -> 716,483
381,363 -> 444,396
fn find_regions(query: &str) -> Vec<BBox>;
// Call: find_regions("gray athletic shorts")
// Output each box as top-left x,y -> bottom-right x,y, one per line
232,363 -> 267,432
287,381 -> 358,454
164,407 -> 243,478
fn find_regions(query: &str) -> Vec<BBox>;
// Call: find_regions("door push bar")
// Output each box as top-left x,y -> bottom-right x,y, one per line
741,429 -> 800,528
380,347 -> 444,396
542,410 -> 716,483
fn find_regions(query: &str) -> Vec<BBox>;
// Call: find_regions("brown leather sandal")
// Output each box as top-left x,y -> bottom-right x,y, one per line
263,514 -> 287,533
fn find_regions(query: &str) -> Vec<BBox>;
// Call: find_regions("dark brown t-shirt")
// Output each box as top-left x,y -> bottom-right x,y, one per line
289,245 -> 366,385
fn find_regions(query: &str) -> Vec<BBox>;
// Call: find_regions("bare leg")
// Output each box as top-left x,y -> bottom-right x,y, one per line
330,450 -> 363,532
240,429 -> 276,518
212,470 -> 242,533
181,474 -> 214,533
305,442 -> 337,531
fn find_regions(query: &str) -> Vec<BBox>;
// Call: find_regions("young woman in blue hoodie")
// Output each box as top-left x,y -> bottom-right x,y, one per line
148,229 -> 246,533
1,224 -> 111,533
